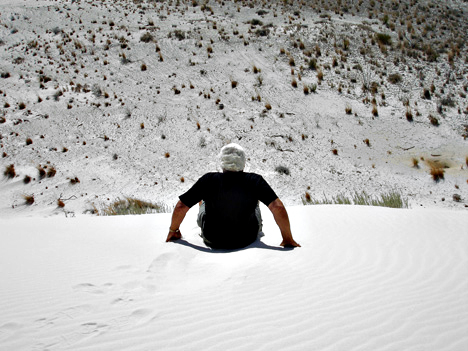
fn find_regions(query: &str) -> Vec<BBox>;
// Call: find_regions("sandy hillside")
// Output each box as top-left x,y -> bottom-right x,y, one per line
0,0 -> 467,217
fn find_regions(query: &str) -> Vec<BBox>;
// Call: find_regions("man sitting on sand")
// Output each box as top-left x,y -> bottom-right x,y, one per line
166,143 -> 300,250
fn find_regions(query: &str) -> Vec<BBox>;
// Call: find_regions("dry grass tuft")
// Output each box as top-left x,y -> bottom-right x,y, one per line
37,166 -> 46,179
95,197 -> 170,216
23,194 -> 34,205
47,166 -> 56,178
4,164 -> 16,178
427,160 -> 445,182
406,108 -> 413,122
428,114 -> 439,126
70,177 -> 80,184
317,70 -> 323,82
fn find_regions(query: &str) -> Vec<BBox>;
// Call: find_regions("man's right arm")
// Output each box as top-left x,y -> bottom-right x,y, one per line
268,198 -> 300,248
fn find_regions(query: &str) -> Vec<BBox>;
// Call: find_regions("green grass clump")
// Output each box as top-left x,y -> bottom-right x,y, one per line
94,197 -> 171,216
303,190 -> 408,208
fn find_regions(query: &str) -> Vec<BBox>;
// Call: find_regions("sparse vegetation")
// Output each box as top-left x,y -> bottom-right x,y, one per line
93,197 -> 170,216
275,165 -> 290,175
428,114 -> 439,126
23,194 -> 35,205
4,164 -> 16,178
140,32 -> 154,43
303,190 -> 408,209
427,161 -> 445,182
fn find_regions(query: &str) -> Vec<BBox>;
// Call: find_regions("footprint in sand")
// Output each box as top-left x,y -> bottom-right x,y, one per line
32,321 -> 110,351
34,304 -> 94,329
107,308 -> 158,330
72,282 -> 114,294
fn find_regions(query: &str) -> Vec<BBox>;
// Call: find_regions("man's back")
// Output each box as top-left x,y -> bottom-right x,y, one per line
179,172 -> 277,249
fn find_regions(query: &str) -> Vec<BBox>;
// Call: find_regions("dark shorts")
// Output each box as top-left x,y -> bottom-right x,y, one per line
197,201 -> 263,248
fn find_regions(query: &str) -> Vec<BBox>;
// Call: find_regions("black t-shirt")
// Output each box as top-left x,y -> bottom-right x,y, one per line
179,172 -> 278,249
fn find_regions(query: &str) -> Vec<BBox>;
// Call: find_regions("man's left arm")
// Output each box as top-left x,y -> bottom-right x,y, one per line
166,200 -> 190,242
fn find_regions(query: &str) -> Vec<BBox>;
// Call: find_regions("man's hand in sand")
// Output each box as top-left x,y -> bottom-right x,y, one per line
280,238 -> 301,248
166,230 -> 182,242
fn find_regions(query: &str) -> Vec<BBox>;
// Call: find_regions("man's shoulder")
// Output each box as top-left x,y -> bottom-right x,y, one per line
242,172 -> 264,180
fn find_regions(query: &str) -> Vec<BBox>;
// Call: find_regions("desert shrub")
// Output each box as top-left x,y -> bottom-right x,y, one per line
427,161 -> 445,182
332,148 -> 338,155
265,102 -> 272,110
406,108 -> 413,122
317,70 -> 323,82
255,28 -> 269,36
412,158 -> 419,168
172,30 -> 186,40
275,165 -> 290,175
1,72 -> 11,78
140,32 -> 154,43
92,84 -> 102,98
23,175 -> 31,184
141,63 -> 147,71
120,53 -> 131,64
37,166 -> 46,179
18,102 -> 26,110
23,194 -> 34,205
291,78 -> 297,88
57,199 -> 65,208
70,177 -> 80,184
440,97 -> 455,107
26,137 -> 33,145
372,105 -> 378,117
231,80 -> 238,88
4,164 -> 15,178
388,73 -> 402,84
308,58 -> 317,70
249,19 -> 263,26
428,114 -> 439,126
95,197 -> 170,215
47,166 -> 56,178
53,89 -> 62,101
345,105 -> 352,114
375,33 -> 392,45
422,88 -> 431,100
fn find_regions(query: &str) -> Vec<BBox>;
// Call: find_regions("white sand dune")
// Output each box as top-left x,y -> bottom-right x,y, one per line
1,205 -> 467,350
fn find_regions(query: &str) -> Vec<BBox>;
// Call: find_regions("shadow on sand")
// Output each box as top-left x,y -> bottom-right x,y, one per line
172,234 -> 296,253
